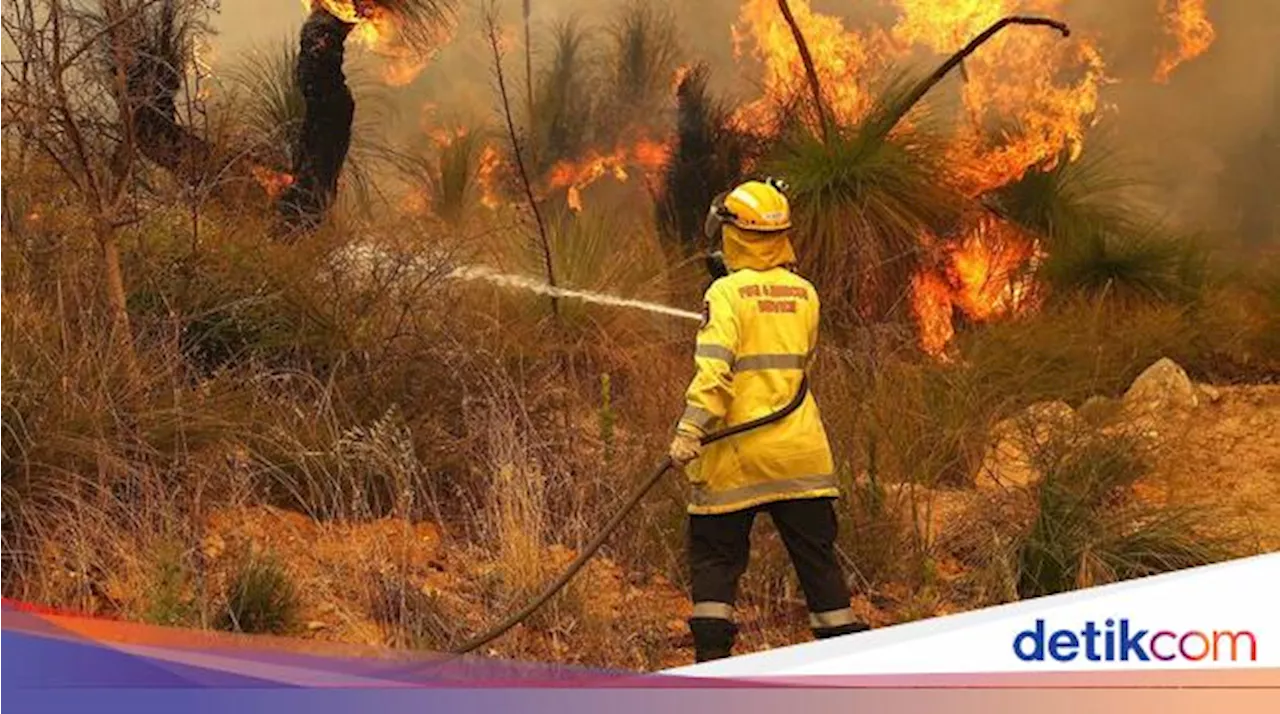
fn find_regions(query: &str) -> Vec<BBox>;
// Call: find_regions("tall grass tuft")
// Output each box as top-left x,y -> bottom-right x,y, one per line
602,0 -> 681,135
1017,431 -> 1233,598
529,20 -> 597,175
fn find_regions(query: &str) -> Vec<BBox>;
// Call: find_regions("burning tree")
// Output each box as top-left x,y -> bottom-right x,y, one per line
277,0 -> 455,233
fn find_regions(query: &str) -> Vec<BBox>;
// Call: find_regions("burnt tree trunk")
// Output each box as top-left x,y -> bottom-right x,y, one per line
277,9 -> 356,233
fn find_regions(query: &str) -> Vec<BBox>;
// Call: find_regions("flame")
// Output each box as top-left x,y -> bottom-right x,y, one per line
1154,0 -> 1215,83
251,166 -> 296,200
911,215 -> 1040,356
947,217 -> 1039,321
544,139 -> 672,212
671,64 -> 694,94
730,0 -> 886,132
892,0 -> 1107,195
305,1 -> 450,86
910,268 -> 957,358
476,146 -> 502,210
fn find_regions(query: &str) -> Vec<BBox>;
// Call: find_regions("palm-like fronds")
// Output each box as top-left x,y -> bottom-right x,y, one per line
989,147 -> 1136,249
606,1 -> 680,118
1041,224 -> 1209,305
397,127 -> 491,225
767,83 -> 963,327
993,148 -> 1208,305
229,40 -> 397,210
529,19 -> 596,175
365,0 -> 458,53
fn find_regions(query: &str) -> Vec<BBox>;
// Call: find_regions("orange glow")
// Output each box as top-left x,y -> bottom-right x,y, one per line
911,215 -> 1042,356
476,146 -> 502,210
891,0 -> 1106,195
251,166 -> 296,200
545,139 -> 672,212
730,0 -> 888,133
671,64 -> 693,94
304,1 -> 452,86
1154,0 -> 1215,83
910,268 -> 957,358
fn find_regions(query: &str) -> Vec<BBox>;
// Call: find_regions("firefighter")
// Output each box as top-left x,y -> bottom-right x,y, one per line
669,178 -> 869,663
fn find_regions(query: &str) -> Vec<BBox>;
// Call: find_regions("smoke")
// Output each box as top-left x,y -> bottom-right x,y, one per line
208,1 -> 1280,243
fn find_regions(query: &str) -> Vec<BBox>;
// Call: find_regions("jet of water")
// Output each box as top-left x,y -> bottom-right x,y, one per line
334,244 -> 701,322
448,265 -> 702,322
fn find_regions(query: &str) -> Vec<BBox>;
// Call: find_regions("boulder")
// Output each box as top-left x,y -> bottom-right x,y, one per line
1123,358 -> 1198,415
976,401 -> 1081,489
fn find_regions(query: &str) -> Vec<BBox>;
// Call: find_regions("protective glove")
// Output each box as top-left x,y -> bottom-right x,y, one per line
668,428 -> 703,468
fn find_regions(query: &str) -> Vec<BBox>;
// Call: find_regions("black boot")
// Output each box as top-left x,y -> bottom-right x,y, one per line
813,622 -> 871,640
689,617 -> 738,662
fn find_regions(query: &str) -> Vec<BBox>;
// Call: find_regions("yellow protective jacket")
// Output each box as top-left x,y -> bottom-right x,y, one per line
678,266 -> 837,515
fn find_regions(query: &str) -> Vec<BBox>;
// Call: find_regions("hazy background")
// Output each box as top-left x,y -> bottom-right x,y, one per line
207,1 -> 1280,241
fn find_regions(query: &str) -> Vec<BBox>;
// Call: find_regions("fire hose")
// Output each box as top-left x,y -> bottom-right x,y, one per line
450,376 -> 811,655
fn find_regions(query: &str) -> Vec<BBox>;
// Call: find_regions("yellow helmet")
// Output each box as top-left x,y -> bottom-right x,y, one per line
704,178 -> 791,238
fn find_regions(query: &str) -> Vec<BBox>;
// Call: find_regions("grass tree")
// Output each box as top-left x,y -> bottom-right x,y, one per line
528,19 -> 596,176
602,1 -> 680,137
657,63 -> 753,254
231,39 -> 396,214
767,87 -> 963,328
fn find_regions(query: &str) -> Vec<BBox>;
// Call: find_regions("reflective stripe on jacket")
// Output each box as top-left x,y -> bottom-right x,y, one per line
678,267 -> 837,515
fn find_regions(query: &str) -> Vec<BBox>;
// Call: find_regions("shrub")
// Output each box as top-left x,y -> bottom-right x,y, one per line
218,550 -> 299,635
141,541 -> 198,628
1016,431 -> 1233,599
367,569 -> 453,650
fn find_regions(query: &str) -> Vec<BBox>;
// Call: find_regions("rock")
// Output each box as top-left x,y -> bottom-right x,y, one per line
976,401 -> 1081,489
1124,358 -> 1198,414
1198,384 -> 1223,404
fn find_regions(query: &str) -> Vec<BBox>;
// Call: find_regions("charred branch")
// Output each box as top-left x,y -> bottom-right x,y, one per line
873,16 -> 1071,142
775,0 -> 829,142
484,3 -> 558,316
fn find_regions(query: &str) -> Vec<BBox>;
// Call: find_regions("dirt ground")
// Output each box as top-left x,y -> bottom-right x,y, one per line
199,383 -> 1280,669
1148,384 -> 1280,551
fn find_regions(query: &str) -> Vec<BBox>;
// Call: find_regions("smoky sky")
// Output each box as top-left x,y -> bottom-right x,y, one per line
209,1 -> 1280,238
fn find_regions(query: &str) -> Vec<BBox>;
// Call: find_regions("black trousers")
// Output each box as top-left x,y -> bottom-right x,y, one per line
689,497 -> 851,618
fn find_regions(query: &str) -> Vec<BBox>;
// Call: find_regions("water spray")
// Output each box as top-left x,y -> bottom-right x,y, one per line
448,265 -> 703,322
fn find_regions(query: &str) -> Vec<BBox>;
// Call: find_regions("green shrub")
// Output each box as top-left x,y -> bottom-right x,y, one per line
141,541 -> 197,628
218,550 -> 299,635
1016,432 -> 1232,599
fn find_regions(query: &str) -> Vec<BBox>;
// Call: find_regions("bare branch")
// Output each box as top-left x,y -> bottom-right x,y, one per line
484,1 -> 559,317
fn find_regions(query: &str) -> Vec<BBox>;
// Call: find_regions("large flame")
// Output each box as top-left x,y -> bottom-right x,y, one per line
1154,0 -> 1215,83
305,1 -> 446,86
727,0 -> 1111,355
730,0 -> 887,132
891,0 -> 1106,194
